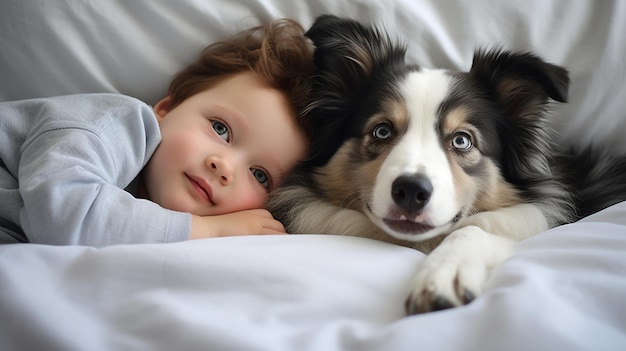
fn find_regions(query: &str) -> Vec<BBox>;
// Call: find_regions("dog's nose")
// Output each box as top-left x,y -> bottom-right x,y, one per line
391,174 -> 433,214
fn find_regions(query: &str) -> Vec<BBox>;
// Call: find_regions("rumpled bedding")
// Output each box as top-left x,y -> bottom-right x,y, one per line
1,202 -> 625,350
1,0 -> 625,350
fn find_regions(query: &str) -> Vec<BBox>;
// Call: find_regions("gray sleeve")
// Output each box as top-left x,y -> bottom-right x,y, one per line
17,95 -> 191,246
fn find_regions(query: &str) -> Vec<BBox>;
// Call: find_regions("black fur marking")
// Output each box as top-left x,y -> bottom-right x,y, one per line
304,15 -> 414,167
438,50 -> 577,225
558,147 -> 626,219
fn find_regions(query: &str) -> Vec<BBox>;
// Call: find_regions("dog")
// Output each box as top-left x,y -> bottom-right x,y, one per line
268,15 -> 626,314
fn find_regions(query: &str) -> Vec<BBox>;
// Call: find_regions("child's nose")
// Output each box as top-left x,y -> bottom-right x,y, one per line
206,156 -> 234,185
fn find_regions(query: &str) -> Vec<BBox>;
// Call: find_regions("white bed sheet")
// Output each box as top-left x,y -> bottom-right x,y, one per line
2,0 -> 626,350
1,202 -> 626,351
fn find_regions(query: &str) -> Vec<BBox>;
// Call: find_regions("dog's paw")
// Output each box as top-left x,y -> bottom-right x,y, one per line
404,246 -> 484,314
404,226 -> 514,314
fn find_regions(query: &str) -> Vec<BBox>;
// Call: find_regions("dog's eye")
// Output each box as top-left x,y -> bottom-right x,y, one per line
452,132 -> 472,151
372,123 -> 392,140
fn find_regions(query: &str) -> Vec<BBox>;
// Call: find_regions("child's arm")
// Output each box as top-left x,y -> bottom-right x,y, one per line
15,94 -> 191,246
189,209 -> 286,239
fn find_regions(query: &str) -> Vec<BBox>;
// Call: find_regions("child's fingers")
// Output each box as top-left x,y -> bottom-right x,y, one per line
261,219 -> 286,234
257,229 -> 288,235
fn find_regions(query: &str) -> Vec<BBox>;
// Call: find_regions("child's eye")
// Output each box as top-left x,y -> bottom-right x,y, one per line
251,168 -> 271,190
211,120 -> 230,142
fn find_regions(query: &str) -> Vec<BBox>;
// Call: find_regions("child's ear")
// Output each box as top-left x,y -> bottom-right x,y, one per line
153,96 -> 173,122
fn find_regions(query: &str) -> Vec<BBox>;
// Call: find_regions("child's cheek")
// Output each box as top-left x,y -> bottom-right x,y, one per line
230,186 -> 267,212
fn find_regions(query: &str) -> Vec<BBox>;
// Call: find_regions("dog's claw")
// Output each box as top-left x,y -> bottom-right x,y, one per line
404,295 -> 413,314
432,296 -> 455,311
462,288 -> 476,304
404,294 -> 460,314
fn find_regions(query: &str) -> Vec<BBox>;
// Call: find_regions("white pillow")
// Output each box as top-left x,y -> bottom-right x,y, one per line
1,0 -> 625,151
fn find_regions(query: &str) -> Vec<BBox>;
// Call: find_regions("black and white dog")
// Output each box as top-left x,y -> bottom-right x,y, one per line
268,15 -> 626,314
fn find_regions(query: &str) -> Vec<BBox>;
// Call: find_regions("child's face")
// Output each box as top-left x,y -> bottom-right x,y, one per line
143,72 -> 307,216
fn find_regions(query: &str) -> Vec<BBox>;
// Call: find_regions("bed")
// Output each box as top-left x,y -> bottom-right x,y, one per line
1,0 -> 625,350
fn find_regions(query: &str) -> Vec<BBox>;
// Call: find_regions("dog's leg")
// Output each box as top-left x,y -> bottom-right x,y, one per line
405,203 -> 549,314
460,203 -> 551,242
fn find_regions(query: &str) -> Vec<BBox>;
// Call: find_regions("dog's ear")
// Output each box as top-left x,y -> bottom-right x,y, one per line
470,49 -> 570,179
303,15 -> 407,167
470,49 -> 570,119
306,15 -> 406,87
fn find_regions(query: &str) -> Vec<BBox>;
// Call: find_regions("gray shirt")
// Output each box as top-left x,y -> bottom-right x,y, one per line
0,94 -> 191,246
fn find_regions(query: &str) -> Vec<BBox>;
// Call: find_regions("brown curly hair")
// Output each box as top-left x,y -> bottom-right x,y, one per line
167,19 -> 315,136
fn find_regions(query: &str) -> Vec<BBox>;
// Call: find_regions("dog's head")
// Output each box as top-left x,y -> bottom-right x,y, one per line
305,15 -> 569,242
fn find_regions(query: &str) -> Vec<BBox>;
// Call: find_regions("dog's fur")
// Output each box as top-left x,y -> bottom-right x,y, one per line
268,15 -> 626,314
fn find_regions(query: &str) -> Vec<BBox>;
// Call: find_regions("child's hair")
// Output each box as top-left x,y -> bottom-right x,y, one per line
167,18 -> 315,134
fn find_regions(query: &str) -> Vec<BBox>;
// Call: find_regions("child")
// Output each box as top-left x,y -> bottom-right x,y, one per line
0,19 -> 314,246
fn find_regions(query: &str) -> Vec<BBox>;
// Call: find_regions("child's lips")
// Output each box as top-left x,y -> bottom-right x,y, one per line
186,174 -> 215,205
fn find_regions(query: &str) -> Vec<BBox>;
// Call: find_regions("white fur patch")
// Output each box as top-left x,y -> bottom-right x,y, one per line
460,203 -> 550,241
369,69 -> 459,240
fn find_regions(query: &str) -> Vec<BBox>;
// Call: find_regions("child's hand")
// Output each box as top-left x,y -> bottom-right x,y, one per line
189,209 -> 287,239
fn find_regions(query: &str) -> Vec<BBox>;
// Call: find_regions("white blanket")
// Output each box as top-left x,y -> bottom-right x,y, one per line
1,202 -> 626,350
2,0 -> 626,350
